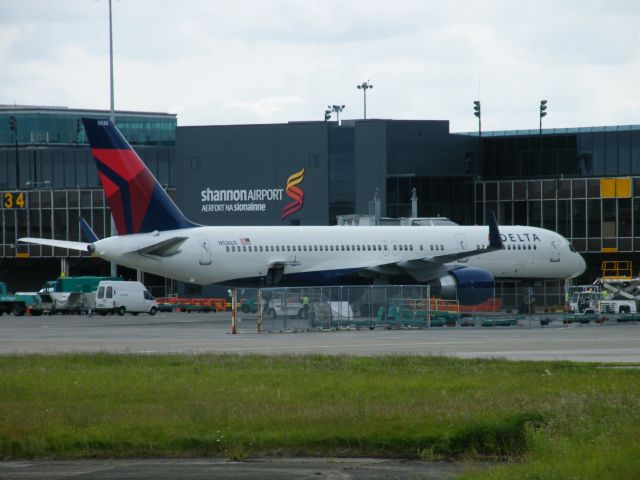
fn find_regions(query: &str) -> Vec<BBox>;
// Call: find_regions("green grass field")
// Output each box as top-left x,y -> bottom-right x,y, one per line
1,354 -> 639,478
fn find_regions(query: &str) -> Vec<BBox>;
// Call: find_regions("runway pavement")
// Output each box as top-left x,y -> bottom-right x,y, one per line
1,311 -> 639,362
0,458 -> 482,479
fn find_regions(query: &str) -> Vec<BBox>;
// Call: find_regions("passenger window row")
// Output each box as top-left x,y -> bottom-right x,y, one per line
223,243 -> 448,253
225,244 -> 390,253
506,244 -> 537,250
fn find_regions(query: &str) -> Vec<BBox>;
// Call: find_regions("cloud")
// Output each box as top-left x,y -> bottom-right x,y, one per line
2,0 -> 640,131
226,96 -> 304,117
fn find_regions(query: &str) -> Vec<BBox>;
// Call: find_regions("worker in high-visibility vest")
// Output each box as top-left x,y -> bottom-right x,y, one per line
302,294 -> 310,318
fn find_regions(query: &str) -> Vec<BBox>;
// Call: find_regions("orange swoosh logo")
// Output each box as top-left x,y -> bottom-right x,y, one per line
281,168 -> 305,219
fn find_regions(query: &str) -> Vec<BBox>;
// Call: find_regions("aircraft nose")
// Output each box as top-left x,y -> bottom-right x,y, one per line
574,253 -> 587,277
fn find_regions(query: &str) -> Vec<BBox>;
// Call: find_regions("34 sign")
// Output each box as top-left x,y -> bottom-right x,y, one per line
2,192 -> 26,209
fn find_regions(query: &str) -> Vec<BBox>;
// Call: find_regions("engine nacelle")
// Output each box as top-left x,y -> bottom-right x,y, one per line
431,267 -> 494,305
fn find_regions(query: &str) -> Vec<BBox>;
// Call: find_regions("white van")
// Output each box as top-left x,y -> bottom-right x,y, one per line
95,281 -> 158,316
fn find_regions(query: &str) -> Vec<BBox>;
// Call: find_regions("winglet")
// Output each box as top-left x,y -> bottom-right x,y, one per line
488,211 -> 504,250
79,217 -> 98,243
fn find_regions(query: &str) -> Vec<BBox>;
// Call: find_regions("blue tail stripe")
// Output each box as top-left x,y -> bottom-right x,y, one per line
141,183 -> 198,232
79,217 -> 99,242
82,118 -> 131,149
94,160 -> 134,234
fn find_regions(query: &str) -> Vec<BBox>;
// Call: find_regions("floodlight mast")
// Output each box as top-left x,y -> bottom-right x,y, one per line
109,0 -> 115,123
473,100 -> 482,178
328,105 -> 345,125
539,99 -> 548,134
108,0 -> 117,276
356,81 -> 373,119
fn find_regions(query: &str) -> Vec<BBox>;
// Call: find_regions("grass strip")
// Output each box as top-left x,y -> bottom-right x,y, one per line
0,354 -> 639,478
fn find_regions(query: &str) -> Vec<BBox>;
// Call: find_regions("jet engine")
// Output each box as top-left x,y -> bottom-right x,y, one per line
431,267 -> 494,305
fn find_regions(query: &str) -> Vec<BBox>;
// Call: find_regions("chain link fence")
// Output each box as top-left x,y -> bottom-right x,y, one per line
258,285 -> 432,331
230,283 -> 640,332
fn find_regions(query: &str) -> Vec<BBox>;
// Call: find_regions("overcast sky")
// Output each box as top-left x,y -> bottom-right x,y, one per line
2,0 -> 639,131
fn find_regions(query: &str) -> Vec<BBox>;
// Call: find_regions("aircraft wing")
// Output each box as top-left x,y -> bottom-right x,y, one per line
363,212 -> 505,282
428,211 -> 504,263
423,246 -> 497,264
19,237 -> 91,252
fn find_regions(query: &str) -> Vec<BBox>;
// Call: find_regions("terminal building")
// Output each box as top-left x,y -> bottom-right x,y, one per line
2,105 -> 640,305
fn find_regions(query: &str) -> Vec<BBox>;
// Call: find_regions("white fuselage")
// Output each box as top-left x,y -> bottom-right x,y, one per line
92,224 -> 586,285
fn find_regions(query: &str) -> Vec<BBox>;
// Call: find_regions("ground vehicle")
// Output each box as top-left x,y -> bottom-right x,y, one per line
266,297 -> 306,320
569,286 -> 636,314
240,297 -> 262,314
95,281 -> 158,316
0,282 -> 37,316
37,276 -> 122,315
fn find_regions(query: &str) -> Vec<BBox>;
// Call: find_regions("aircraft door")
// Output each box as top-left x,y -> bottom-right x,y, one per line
382,240 -> 389,257
550,239 -> 561,263
391,240 -> 399,257
198,235 -> 213,265
455,234 -> 469,263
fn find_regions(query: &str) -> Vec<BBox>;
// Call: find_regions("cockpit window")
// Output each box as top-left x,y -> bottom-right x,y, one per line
568,243 -> 577,253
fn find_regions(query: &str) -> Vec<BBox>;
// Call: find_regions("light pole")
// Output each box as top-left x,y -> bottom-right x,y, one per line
108,0 -> 117,276
356,80 -> 373,119
473,101 -> 482,175
473,101 -> 481,135
109,0 -> 115,123
9,115 -> 19,188
328,105 -> 345,125
539,100 -> 548,134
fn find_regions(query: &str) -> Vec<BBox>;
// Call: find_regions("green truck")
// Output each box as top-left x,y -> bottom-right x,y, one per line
0,276 -> 122,316
0,282 -> 39,316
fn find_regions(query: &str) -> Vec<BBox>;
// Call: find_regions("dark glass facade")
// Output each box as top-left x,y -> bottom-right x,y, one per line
328,126 -> 355,222
386,176 -> 474,225
465,126 -> 640,254
4,188 -> 177,260
457,125 -> 640,179
0,107 -> 176,146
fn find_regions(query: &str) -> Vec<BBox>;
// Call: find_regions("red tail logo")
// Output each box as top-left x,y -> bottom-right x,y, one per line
281,168 -> 305,219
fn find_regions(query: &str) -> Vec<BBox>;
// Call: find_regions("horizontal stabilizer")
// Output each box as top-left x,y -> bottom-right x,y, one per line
19,237 -> 91,252
79,217 -> 99,242
134,236 -> 188,257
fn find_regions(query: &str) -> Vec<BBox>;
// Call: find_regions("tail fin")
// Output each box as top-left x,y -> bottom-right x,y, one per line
82,118 -> 197,235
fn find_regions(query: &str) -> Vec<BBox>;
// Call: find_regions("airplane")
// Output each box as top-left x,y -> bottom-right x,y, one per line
19,118 -> 586,305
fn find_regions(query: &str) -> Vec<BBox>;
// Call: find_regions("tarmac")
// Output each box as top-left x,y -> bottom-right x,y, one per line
0,458 -> 484,479
1,311 -> 639,362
